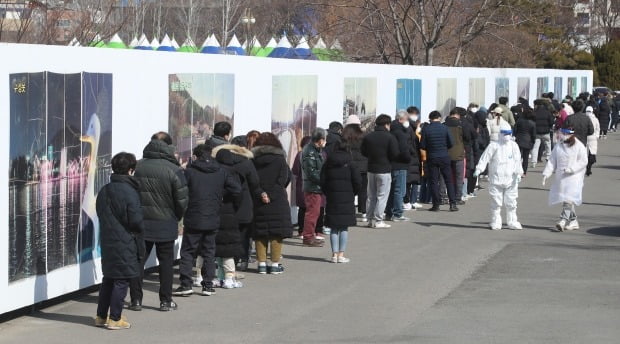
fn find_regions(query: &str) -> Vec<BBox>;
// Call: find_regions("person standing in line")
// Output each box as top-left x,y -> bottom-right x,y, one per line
610,91 -> 620,132
292,136 -> 312,237
514,108 -> 537,176
563,99 -> 594,147
251,133 -> 294,274
444,108 -> 469,205
420,111 -> 458,212
173,142 -> 242,297
361,114 -> 400,228
321,142 -> 362,263
530,99 -> 555,168
542,128 -> 588,232
584,106 -> 600,176
385,110 -> 412,222
403,107 -> 422,210
497,97 -> 516,127
301,128 -> 328,247
596,92 -> 611,139
95,153 -> 143,330
474,126 -> 524,230
342,115 -> 369,220
131,132 -> 188,312
325,121 -> 344,155
209,121 -> 232,146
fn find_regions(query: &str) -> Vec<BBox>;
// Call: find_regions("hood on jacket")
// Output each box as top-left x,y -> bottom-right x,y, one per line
189,158 -> 220,174
475,110 -> 488,127
143,140 -> 179,166
252,145 -> 287,167
215,148 -> 235,166
209,135 -> 229,147
212,144 -> 254,160
110,174 -> 140,190
390,120 -> 408,133
444,116 -> 461,127
324,149 -> 351,168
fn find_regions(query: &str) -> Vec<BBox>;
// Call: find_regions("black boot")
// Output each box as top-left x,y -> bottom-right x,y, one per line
129,299 -> 142,311
449,203 -> 459,212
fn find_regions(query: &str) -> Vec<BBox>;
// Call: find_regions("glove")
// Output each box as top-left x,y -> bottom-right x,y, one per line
542,176 -> 548,186
564,167 -> 574,174
515,174 -> 522,183
473,170 -> 480,178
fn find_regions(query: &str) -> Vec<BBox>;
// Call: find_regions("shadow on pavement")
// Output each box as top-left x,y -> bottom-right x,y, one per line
415,222 -> 482,229
583,202 -> 620,208
597,164 -> 620,170
587,226 -> 620,237
283,254 -> 330,263
30,312 -> 94,327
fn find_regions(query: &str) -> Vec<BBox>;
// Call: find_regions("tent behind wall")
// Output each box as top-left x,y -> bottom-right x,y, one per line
177,38 -> 198,53
284,38 -> 317,60
105,33 -> 127,49
255,37 -> 277,57
157,34 -> 176,52
201,34 -> 223,54
267,36 -> 292,58
134,34 -> 152,50
225,35 -> 246,55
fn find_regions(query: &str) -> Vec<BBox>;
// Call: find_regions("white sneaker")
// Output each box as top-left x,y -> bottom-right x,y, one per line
403,203 -> 412,210
373,221 -> 391,229
368,219 -> 375,228
192,275 -> 203,287
222,278 -> 243,289
508,222 -> 523,230
412,202 -> 423,209
489,223 -> 502,230
331,256 -> 338,263
359,213 -> 368,222
555,220 -> 567,232
565,220 -> 579,231
337,256 -> 350,263
315,235 -> 325,241
212,279 -> 222,288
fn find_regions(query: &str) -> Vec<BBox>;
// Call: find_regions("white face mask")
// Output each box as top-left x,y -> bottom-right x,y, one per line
500,134 -> 512,144
403,121 -> 410,129
411,115 -> 419,122
470,107 -> 479,113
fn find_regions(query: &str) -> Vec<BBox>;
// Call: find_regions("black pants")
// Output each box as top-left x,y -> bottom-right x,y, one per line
466,175 -> 477,195
179,229 -> 216,288
587,153 -> 596,174
520,148 -> 531,174
297,207 -> 324,235
97,277 -> 129,321
237,223 -> 252,262
429,156 -> 456,206
358,172 -> 368,214
130,240 -> 174,303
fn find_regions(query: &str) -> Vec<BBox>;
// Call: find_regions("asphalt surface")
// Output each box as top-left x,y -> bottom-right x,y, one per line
1,134 -> 619,344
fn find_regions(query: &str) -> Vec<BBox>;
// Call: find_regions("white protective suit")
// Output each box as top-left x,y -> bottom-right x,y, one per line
542,139 -> 588,206
475,133 -> 524,230
586,111 -> 600,155
487,116 -> 512,142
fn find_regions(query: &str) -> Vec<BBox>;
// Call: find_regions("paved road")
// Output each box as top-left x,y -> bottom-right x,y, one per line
1,134 -> 619,344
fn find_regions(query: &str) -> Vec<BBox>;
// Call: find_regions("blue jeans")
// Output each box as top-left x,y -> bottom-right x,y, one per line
386,169 -> 407,218
330,228 -> 349,253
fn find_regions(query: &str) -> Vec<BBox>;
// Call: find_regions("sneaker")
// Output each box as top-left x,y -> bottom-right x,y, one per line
258,264 -> 268,274
269,264 -> 285,274
159,300 -> 178,311
303,239 -> 324,247
128,300 -> 142,312
403,203 -> 412,210
172,286 -> 193,296
201,285 -> 216,296
392,216 -> 410,222
565,220 -> 579,231
456,200 -> 466,205
337,256 -> 351,263
192,275 -> 203,287
412,202 -> 423,209
314,235 -> 325,241
331,256 -> 338,263
212,279 -> 222,288
555,220 -> 567,232
508,222 -> 523,230
467,193 -> 476,198
222,278 -> 243,289
489,225 -> 501,231
107,318 -> 131,330
373,221 -> 391,229
359,213 -> 368,222
94,316 -> 108,327
367,219 -> 375,228
449,204 -> 459,212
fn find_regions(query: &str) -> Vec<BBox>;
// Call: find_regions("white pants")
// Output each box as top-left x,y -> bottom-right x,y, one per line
488,182 -> 520,228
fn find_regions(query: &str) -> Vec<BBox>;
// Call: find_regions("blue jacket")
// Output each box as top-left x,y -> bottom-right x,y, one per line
420,121 -> 454,159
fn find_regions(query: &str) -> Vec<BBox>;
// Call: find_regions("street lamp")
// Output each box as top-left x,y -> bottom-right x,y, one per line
240,8 -> 255,55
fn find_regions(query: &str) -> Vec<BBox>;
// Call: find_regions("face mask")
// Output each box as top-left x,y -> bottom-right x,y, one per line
500,134 -> 511,144
403,121 -> 410,129
411,115 -> 419,122
470,107 -> 479,113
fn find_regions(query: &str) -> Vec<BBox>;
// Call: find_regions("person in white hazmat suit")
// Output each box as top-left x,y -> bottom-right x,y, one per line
474,125 -> 524,230
542,128 -> 588,232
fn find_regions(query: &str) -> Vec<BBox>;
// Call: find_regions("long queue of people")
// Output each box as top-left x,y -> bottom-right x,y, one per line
94,91 -> 615,329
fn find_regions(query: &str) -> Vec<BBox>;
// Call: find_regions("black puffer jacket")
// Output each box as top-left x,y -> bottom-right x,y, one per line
597,98 -> 611,129
361,126 -> 399,173
533,105 -> 554,135
96,174 -> 144,279
212,144 -> 264,224
347,138 -> 368,174
406,123 -> 421,184
183,157 -> 242,231
214,149 -> 244,258
390,120 -> 413,170
514,118 -> 537,149
564,112 -> 594,145
135,140 -> 189,242
252,145 -> 293,239
325,129 -> 342,156
320,149 -> 361,229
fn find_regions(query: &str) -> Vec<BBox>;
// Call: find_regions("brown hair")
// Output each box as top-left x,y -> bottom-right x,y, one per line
564,135 -> 577,147
254,132 -> 283,149
246,130 -> 260,149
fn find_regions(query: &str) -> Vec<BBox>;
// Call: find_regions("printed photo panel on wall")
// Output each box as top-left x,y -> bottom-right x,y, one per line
343,78 -> 377,132
568,77 -> 578,98
8,72 -> 112,282
495,78 -> 509,102
272,75 -> 318,165
396,79 -> 422,112
554,77 -> 563,99
168,73 -> 235,165
517,78 -> 530,100
580,77 -> 588,93
437,78 -> 457,117
537,77 -> 549,98
469,78 -> 485,107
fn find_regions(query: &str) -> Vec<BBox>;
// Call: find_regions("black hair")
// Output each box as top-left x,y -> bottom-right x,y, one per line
231,135 -> 247,147
328,121 -> 343,131
428,111 -> 442,120
111,152 -> 137,175
375,114 -> 392,126
406,106 -> 419,115
193,142 -> 213,160
498,97 -> 508,105
523,108 -> 535,121
213,121 -> 232,138
151,131 -> 172,145
572,99 -> 585,113
488,103 -> 498,112
300,136 -> 312,148
311,128 -> 327,142
547,92 -> 554,99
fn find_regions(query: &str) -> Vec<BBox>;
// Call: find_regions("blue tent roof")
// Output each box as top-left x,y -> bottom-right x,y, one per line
284,48 -> 317,60
200,34 -> 223,54
267,36 -> 292,58
225,35 -> 246,55
157,35 -> 176,51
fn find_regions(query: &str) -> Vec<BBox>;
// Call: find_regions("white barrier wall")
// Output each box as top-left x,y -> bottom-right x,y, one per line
0,43 -> 592,314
